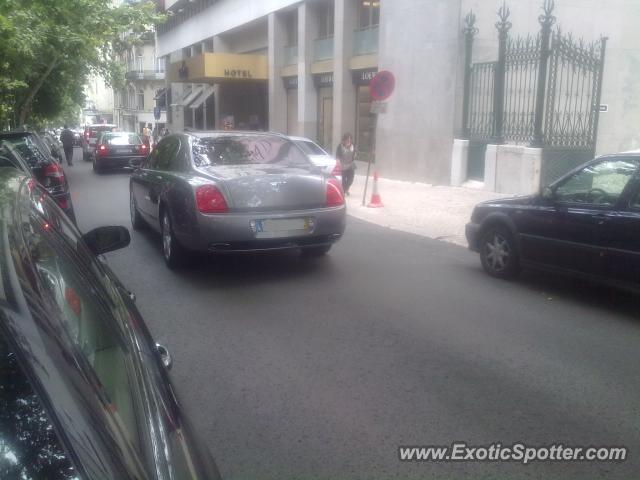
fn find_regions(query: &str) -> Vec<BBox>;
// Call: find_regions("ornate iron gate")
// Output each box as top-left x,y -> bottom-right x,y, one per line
460,0 -> 607,186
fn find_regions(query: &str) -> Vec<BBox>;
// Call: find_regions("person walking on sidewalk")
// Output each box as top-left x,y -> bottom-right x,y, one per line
336,133 -> 356,195
59,125 -> 75,166
142,123 -> 152,147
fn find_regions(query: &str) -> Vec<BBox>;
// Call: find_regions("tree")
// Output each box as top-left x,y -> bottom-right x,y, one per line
0,0 -> 165,128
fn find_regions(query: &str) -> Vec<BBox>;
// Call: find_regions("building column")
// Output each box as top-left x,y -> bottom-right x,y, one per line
333,0 -> 357,150
268,12 -> 287,133
213,35 -> 230,129
168,50 -> 186,133
298,3 -> 319,139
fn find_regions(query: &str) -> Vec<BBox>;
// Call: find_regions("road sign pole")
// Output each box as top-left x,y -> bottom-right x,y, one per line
362,114 -> 377,206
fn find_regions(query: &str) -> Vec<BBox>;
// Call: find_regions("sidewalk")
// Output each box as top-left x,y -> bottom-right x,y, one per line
344,168 -> 511,246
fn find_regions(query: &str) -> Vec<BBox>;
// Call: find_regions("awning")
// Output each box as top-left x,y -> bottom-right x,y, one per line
181,85 -> 203,107
190,85 -> 215,109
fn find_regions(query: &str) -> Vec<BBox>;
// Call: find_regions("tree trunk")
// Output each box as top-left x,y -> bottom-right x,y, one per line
18,54 -> 60,126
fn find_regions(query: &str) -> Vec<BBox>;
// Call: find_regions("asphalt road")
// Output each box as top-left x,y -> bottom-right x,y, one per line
66,148 -> 640,479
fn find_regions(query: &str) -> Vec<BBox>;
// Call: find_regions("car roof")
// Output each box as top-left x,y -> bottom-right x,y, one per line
189,130 -> 288,139
288,136 -> 317,143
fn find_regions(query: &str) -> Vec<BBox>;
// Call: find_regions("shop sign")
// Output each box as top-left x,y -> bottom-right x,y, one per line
315,73 -> 334,88
284,76 -> 298,89
354,69 -> 377,86
370,101 -> 388,114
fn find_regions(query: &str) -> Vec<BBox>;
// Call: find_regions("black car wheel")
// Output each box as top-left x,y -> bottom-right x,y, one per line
130,190 -> 145,230
479,226 -> 519,279
161,210 -> 187,269
301,245 -> 332,257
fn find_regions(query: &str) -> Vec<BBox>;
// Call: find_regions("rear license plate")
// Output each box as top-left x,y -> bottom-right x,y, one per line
254,218 -> 313,234
115,147 -> 133,154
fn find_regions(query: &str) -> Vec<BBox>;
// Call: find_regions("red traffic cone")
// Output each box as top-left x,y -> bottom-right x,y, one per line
367,170 -> 384,208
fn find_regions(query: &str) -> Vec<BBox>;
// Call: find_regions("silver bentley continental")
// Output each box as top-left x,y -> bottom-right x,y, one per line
129,131 -> 346,268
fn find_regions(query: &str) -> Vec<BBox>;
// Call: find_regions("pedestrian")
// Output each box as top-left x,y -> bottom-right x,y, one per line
335,133 -> 356,195
142,123 -> 151,147
59,125 -> 75,166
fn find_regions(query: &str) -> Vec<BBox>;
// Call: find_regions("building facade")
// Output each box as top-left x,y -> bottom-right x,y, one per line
83,74 -> 114,125
113,39 -> 168,135
156,0 -> 640,190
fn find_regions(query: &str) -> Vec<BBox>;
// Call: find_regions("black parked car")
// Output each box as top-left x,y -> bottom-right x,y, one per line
467,152 -> 640,290
0,130 -> 76,223
0,168 -> 222,479
93,131 -> 148,173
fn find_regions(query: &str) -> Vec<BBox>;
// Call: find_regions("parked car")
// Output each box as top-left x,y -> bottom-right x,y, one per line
0,167 -> 222,479
130,131 -> 347,268
289,135 -> 342,179
92,131 -> 148,173
466,152 -> 640,290
0,130 -> 76,222
83,123 -> 116,161
40,130 -> 66,163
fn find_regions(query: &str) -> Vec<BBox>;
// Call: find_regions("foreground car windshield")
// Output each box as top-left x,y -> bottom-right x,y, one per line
192,136 -> 309,167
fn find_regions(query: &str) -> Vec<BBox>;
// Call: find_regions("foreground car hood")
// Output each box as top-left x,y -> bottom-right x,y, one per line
199,164 -> 326,212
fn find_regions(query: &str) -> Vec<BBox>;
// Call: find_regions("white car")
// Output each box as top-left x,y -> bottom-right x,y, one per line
289,136 -> 341,180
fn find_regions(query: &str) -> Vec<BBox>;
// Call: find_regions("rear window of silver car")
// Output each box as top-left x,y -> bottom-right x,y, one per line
193,136 -> 310,167
294,140 -> 327,156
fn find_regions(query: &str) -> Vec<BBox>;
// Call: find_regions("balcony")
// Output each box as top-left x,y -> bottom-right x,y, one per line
313,36 -> 334,61
284,45 -> 298,66
353,26 -> 379,56
125,70 -> 166,81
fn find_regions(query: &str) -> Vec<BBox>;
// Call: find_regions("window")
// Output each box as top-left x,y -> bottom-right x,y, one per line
0,331 -> 77,479
192,136 -> 310,167
555,158 -> 638,206
103,134 -> 142,146
23,202 -> 145,458
358,0 -> 380,28
154,137 -> 181,171
295,140 -> 327,156
286,11 -> 298,46
318,3 -> 334,38
137,90 -> 144,111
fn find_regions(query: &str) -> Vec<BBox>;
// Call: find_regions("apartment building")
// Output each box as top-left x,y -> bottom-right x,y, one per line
114,38 -> 168,135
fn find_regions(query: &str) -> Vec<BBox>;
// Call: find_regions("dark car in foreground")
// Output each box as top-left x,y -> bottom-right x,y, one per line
130,131 -> 347,268
0,168 -> 221,479
466,152 -> 640,290
0,130 -> 76,222
93,131 -> 148,173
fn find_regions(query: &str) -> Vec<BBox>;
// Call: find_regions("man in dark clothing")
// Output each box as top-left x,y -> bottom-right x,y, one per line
59,125 -> 75,166
336,132 -> 356,195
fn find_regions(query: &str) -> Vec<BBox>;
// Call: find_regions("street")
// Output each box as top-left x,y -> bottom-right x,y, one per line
67,149 -> 640,479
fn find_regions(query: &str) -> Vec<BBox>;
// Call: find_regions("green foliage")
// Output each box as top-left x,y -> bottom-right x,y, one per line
0,0 -> 165,128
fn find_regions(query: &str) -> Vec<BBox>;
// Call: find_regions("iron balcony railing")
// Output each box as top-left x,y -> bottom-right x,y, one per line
284,45 -> 298,66
353,26 -> 379,56
125,70 -> 166,81
313,36 -> 334,61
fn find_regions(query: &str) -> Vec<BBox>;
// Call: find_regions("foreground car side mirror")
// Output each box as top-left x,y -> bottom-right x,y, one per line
156,343 -> 172,370
541,186 -> 555,201
82,226 -> 130,255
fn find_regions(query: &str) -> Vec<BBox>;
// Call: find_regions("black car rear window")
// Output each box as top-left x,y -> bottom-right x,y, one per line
192,135 -> 310,167
103,134 -> 141,146
0,135 -> 49,167
0,331 -> 77,479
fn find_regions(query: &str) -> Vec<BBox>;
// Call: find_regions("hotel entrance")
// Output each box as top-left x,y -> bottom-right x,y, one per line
168,52 -> 268,131
353,69 -> 377,162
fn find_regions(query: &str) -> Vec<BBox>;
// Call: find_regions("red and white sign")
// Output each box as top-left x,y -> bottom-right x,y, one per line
370,71 -> 396,101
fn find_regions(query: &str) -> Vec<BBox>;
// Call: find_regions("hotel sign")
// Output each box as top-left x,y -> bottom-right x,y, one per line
169,53 -> 268,82
315,73 -> 334,88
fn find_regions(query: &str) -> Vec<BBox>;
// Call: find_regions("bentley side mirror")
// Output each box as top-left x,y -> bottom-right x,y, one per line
541,186 -> 555,201
82,226 -> 131,255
